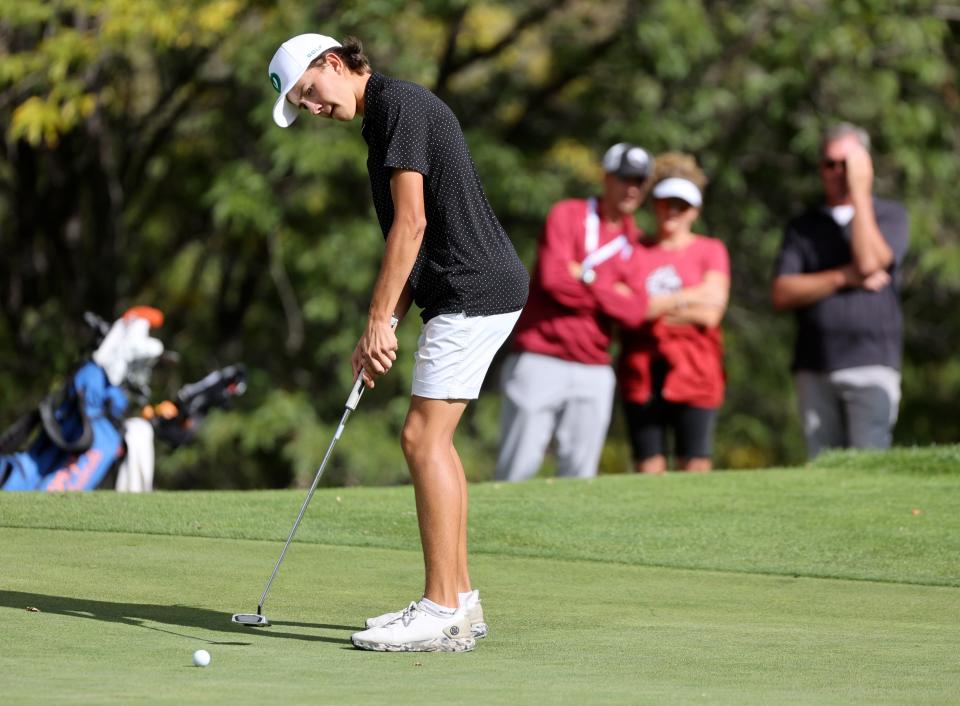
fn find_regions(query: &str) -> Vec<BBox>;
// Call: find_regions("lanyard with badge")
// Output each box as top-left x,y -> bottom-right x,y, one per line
580,197 -> 631,284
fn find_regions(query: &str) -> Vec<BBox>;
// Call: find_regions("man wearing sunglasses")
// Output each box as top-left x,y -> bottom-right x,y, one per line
772,123 -> 909,458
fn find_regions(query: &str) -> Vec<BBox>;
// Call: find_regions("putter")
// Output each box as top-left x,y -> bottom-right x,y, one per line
232,318 -> 397,627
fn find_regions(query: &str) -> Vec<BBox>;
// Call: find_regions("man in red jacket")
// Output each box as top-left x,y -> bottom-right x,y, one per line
495,144 -> 652,481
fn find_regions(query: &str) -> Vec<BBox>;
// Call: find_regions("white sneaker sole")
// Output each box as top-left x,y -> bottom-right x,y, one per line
366,616 -> 489,639
351,635 -> 477,653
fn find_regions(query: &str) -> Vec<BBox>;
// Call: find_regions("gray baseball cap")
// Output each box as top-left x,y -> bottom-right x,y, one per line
602,143 -> 653,180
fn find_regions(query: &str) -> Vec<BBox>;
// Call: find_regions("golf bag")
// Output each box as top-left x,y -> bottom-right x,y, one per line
109,363 -> 246,492
0,308 -> 246,492
0,360 -> 130,491
146,364 -> 247,449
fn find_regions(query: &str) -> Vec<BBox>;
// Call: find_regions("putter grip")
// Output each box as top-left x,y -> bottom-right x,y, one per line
345,316 -> 399,411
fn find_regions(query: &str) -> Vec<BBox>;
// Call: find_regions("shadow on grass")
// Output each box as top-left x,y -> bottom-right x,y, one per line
0,590 -> 356,645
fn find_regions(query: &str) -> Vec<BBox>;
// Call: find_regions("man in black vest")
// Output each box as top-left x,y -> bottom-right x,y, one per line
268,33 -> 528,651
772,123 -> 909,458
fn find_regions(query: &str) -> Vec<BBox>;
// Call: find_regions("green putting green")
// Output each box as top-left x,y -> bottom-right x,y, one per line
2,447 -> 958,705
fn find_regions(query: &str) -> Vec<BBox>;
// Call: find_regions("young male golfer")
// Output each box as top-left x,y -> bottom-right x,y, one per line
268,34 -> 528,652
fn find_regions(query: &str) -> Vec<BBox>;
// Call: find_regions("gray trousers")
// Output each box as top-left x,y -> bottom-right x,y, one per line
495,352 -> 616,481
794,365 -> 902,459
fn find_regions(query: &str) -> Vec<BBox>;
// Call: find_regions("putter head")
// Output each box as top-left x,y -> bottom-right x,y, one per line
232,613 -> 270,627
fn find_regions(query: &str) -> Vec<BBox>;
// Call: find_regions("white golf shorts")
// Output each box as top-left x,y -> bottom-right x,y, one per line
412,309 -> 522,400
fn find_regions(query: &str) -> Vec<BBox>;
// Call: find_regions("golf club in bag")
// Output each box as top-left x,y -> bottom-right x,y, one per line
232,318 -> 398,627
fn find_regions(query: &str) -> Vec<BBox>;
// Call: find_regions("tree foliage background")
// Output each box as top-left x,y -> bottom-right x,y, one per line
2,0 -> 958,488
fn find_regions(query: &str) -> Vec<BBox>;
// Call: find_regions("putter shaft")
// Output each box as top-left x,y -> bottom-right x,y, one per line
256,405 -> 353,614
244,316 -> 397,622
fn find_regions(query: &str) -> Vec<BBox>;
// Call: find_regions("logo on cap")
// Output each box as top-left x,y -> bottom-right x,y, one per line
270,73 -> 281,93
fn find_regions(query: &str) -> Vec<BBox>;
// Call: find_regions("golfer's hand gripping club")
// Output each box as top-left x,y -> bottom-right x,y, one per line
346,315 -> 399,410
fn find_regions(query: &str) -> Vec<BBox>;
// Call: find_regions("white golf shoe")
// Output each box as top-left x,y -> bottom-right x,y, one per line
352,601 -> 476,653
462,590 -> 488,639
366,591 -> 488,639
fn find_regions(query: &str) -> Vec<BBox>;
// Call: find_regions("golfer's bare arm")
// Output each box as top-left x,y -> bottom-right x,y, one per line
370,169 -> 425,320
354,169 -> 425,382
392,282 -> 414,323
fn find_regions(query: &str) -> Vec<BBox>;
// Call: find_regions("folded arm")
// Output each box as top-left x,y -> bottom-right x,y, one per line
537,206 -> 598,313
648,272 -> 729,327
771,265 -> 889,311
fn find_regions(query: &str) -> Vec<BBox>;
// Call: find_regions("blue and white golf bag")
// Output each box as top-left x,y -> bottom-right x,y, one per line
0,361 -> 129,491
0,308 -> 164,492
1,307 -> 247,492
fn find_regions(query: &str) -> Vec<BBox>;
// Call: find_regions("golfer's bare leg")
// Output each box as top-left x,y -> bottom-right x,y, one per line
401,395 -> 468,609
450,445 -> 472,594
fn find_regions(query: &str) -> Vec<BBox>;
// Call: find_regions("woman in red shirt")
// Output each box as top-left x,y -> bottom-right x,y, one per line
619,154 -> 730,473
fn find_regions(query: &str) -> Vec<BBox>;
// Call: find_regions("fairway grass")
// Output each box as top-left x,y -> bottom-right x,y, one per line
2,447 -> 959,705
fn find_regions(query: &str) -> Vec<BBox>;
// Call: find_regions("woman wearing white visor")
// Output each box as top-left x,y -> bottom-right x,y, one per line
618,154 -> 730,473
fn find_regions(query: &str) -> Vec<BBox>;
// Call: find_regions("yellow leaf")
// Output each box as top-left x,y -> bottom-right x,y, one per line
195,0 -> 241,34
9,96 -> 61,147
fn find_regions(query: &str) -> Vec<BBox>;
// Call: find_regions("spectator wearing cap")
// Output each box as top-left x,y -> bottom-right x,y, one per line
772,123 -> 908,458
619,153 -> 730,473
495,143 -> 654,482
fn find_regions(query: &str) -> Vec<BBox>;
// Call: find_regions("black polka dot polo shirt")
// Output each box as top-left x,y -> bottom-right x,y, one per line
361,72 -> 529,323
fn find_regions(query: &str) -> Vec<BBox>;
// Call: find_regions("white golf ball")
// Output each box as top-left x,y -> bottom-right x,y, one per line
192,649 -> 211,667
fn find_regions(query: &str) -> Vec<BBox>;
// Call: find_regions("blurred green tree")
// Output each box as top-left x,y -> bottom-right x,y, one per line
1,0 -> 957,487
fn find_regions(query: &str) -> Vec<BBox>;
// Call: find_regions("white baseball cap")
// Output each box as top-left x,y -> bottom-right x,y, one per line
602,143 -> 653,180
268,33 -> 341,128
652,177 -> 703,208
